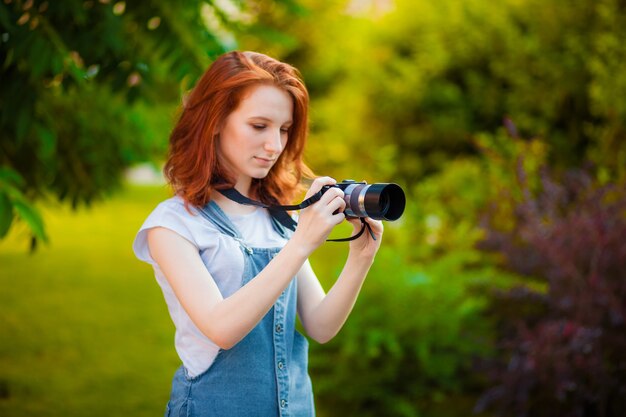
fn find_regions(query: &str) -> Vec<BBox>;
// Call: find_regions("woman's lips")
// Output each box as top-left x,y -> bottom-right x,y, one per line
254,156 -> 276,167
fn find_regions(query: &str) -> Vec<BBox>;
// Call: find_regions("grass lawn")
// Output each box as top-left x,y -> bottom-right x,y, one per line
0,185 -> 178,417
0,184 -> 348,416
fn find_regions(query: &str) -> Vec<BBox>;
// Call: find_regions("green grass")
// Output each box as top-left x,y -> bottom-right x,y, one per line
0,185 -> 178,417
0,184 -> 349,416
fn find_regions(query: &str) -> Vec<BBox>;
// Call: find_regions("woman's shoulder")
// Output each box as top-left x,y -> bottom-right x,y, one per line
153,195 -> 191,214
146,196 -> 218,230
133,196 -> 223,263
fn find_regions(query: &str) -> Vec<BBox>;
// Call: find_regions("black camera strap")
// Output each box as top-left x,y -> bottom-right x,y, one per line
218,188 -> 375,242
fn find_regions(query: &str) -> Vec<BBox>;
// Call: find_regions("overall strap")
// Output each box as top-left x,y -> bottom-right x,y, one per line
198,201 -> 242,240
198,200 -> 289,251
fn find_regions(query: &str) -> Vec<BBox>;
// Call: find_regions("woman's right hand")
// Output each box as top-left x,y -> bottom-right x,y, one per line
291,176 -> 346,255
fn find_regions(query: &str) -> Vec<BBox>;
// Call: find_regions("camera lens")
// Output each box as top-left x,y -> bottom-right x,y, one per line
362,183 -> 405,221
377,192 -> 389,213
338,181 -> 406,221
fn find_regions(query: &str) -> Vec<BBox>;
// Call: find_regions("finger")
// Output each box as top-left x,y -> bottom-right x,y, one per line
331,211 -> 346,225
327,194 -> 346,214
304,176 -> 336,199
346,217 -> 362,228
318,186 -> 344,205
346,217 -> 382,235
363,217 -> 384,234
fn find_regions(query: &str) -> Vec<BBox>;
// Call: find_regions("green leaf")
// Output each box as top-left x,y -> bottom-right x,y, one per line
13,200 -> 48,243
35,124 -> 57,159
0,192 -> 13,238
0,4 -> 14,32
0,166 -> 25,187
15,108 -> 31,142
29,36 -> 52,78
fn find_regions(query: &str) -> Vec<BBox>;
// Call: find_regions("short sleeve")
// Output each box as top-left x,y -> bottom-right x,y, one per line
132,197 -> 206,265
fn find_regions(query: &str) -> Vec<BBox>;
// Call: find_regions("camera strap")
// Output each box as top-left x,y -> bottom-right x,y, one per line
218,188 -> 375,242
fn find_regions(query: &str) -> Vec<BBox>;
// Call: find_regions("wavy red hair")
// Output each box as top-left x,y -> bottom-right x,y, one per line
164,51 -> 314,207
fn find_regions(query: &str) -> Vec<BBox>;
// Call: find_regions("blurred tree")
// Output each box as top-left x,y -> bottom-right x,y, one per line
234,2 -> 626,415
243,0 -> 626,186
0,0 -> 232,247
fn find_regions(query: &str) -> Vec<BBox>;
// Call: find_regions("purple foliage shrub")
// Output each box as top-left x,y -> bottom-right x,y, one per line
476,166 -> 626,417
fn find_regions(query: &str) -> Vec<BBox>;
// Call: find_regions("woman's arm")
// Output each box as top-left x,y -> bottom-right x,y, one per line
147,177 -> 347,350
296,217 -> 384,344
148,227 -> 309,349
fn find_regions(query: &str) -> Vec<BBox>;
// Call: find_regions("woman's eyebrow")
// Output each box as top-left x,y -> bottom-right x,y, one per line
248,116 -> 293,124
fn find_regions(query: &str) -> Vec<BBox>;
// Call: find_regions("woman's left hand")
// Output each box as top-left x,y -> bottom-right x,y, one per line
346,217 -> 383,259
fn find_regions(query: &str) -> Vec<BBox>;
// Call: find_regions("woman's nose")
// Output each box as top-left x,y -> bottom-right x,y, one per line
264,130 -> 283,154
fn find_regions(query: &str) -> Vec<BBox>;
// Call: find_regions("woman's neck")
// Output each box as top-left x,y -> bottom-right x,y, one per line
212,179 -> 257,215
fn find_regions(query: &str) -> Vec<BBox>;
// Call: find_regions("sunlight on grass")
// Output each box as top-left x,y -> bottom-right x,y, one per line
0,185 -> 178,417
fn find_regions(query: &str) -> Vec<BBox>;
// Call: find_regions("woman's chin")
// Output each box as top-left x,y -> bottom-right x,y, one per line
251,169 -> 271,180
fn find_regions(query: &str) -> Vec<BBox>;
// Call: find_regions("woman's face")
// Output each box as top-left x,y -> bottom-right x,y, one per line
218,84 -> 293,191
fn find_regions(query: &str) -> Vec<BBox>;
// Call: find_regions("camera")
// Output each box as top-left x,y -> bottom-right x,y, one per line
321,180 -> 406,221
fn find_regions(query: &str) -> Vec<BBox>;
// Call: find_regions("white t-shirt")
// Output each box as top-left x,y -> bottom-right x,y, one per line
132,196 -> 289,377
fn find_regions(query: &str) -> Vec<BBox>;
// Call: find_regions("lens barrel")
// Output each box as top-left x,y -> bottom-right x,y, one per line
338,181 -> 405,221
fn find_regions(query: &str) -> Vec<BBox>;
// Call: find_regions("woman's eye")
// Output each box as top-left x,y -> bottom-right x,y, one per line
280,128 -> 290,134
252,124 -> 266,130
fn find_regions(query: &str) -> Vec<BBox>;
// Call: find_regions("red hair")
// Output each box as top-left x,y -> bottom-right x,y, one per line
164,51 -> 314,207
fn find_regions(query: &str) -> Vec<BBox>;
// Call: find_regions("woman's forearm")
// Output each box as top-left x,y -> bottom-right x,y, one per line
301,252 -> 375,343
201,238 -> 311,349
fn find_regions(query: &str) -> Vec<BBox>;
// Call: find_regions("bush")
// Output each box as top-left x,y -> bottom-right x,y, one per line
309,156 -> 516,417
476,167 -> 626,417
310,245 -> 498,417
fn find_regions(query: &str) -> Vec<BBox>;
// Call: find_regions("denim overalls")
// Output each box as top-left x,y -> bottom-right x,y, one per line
165,201 -> 315,417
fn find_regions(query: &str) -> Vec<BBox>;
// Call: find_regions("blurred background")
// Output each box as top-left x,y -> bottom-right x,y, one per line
1,1 -> 625,416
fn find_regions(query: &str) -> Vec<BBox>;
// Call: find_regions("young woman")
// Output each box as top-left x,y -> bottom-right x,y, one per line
133,51 -> 383,417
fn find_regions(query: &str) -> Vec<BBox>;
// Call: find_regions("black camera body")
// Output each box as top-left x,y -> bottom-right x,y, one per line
321,180 -> 406,221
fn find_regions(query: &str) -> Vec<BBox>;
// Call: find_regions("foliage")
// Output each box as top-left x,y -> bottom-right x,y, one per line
476,165 -> 626,416
0,0 -> 230,244
0,166 -> 46,249
309,149 -> 522,417
249,0 -> 626,185
310,244 -> 498,417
